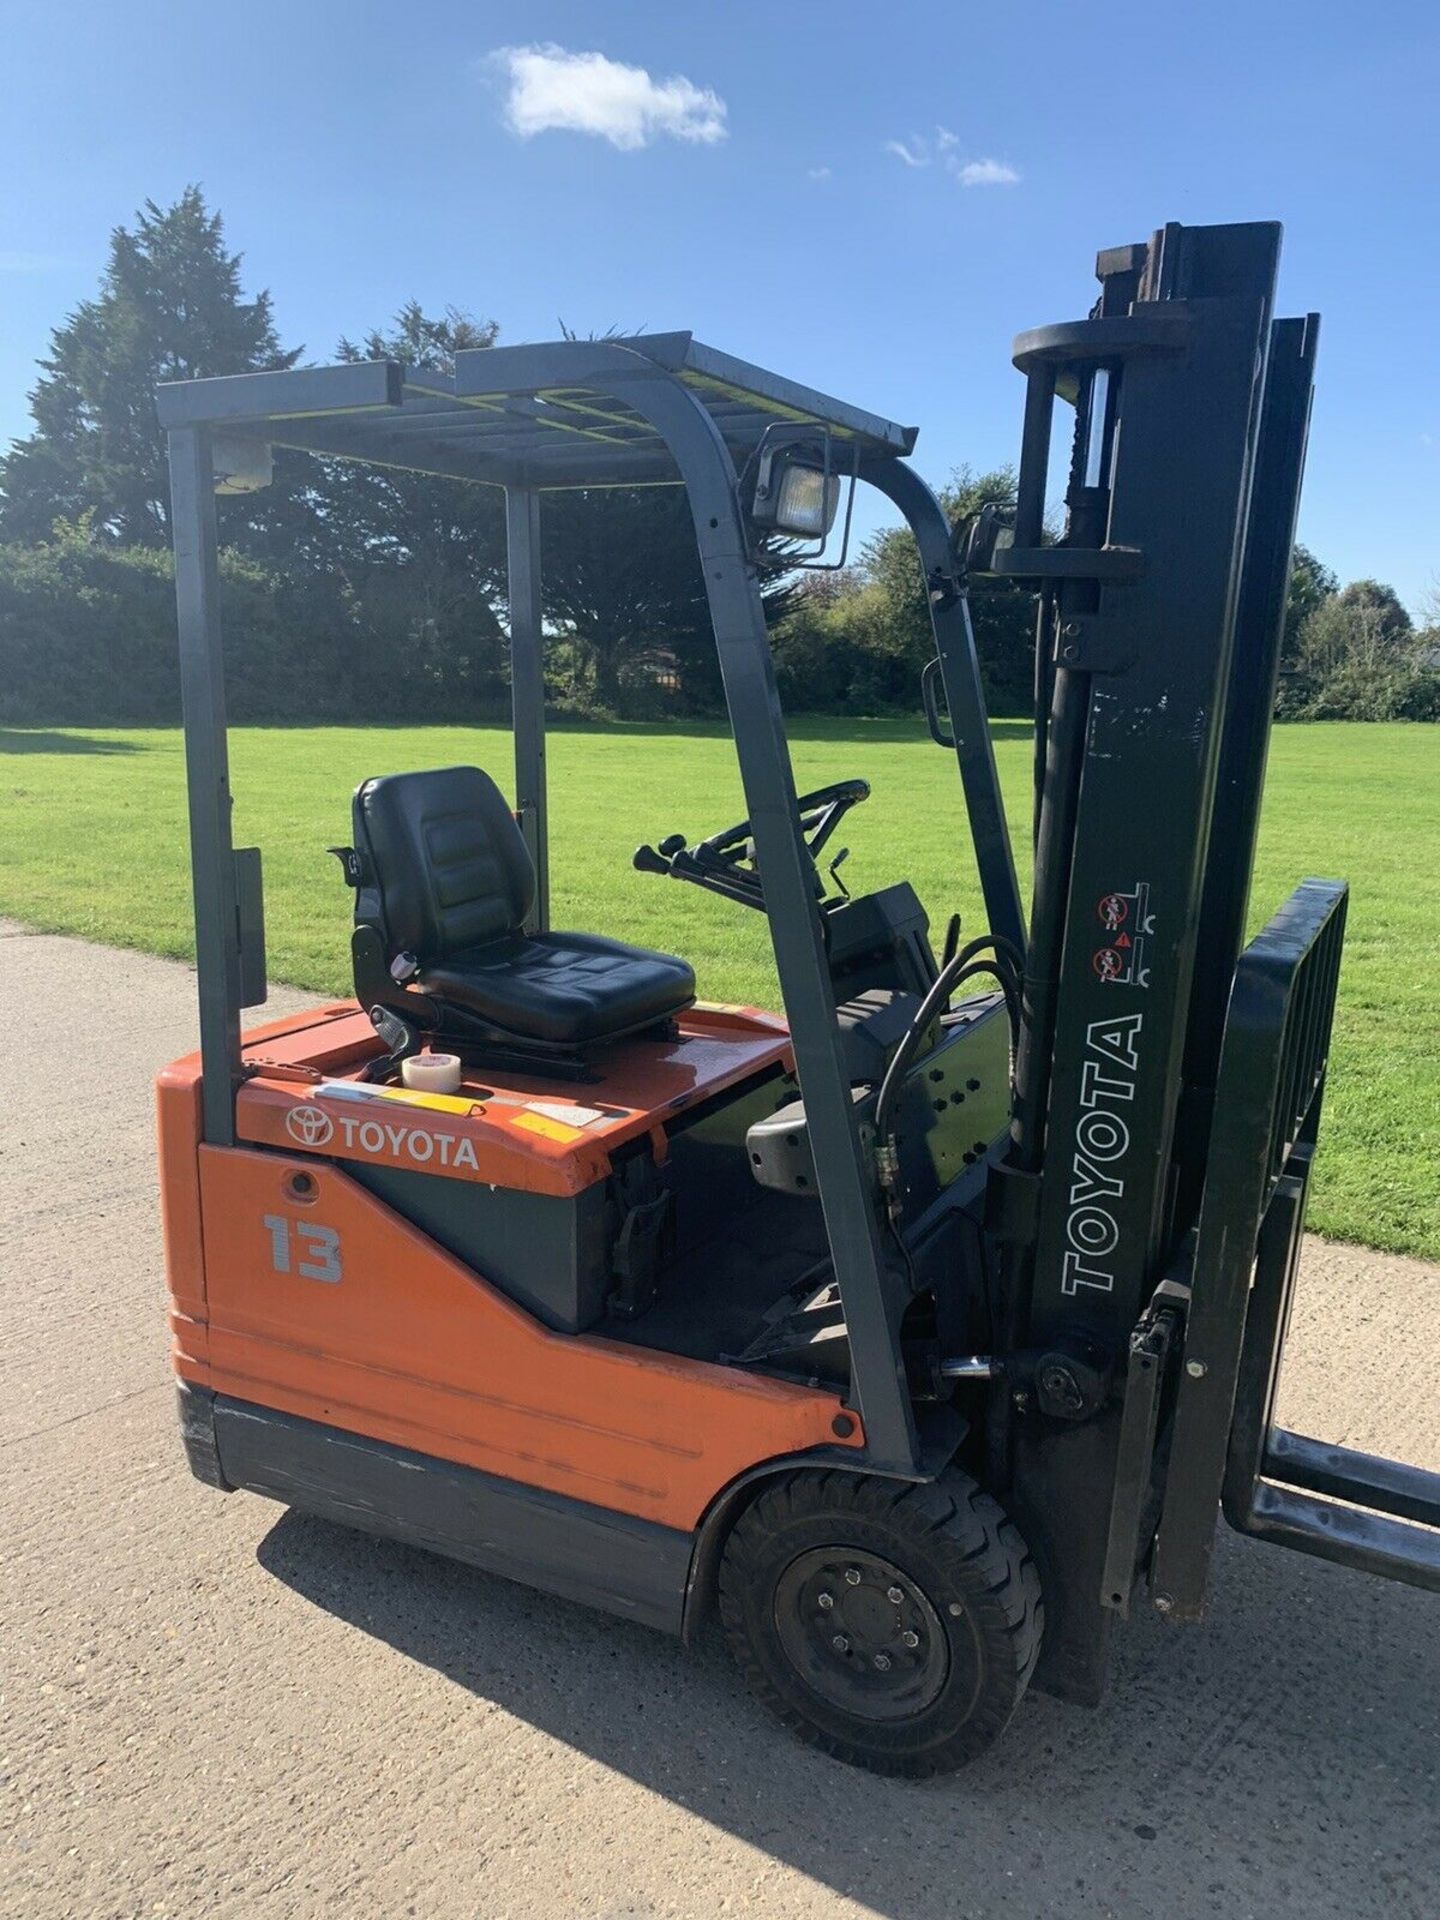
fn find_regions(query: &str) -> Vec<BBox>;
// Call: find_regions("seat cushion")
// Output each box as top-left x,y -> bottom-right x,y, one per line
420,930 -> 696,1046
355,766 -> 534,958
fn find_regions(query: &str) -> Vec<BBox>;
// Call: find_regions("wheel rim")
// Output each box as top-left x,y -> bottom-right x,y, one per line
772,1546 -> 952,1722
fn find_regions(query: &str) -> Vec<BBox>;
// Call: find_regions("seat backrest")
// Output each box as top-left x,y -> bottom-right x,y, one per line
352,766 -> 534,961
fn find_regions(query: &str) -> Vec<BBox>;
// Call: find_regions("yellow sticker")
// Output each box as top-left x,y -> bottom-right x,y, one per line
313,1081 -> 479,1118
374,1087 -> 479,1117
512,1109 -> 584,1144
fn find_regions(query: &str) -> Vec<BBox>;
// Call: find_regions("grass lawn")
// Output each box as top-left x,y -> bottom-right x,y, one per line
2,717 -> 1436,1259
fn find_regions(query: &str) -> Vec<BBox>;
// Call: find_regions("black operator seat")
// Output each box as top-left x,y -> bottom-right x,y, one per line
349,766 -> 695,1049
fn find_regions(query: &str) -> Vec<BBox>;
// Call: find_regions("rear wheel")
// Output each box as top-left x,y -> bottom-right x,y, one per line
718,1467 -> 1043,1777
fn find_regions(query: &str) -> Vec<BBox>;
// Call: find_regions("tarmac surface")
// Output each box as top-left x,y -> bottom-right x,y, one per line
2,918 -> 1437,1919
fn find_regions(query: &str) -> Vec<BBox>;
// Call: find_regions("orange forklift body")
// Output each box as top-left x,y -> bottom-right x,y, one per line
158,1003 -> 865,1547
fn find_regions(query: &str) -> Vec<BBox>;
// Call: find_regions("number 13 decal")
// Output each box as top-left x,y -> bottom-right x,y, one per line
263,1215 -> 342,1283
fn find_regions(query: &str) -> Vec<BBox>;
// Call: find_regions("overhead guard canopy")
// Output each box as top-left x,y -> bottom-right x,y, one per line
154,334 -> 917,492
157,323 -> 1012,1478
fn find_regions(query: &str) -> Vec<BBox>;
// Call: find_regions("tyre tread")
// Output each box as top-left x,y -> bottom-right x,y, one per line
717,1466 -> 1044,1777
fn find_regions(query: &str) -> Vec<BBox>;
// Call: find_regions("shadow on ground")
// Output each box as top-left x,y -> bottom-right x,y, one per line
258,1509 -> 1438,1917
0,728 -> 144,754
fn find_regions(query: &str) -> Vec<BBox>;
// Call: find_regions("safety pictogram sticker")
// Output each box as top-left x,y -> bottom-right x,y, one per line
1092,882 -> 1154,987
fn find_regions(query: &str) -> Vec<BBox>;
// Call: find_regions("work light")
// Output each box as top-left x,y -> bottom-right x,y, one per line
211,436 -> 273,494
750,448 -> 841,539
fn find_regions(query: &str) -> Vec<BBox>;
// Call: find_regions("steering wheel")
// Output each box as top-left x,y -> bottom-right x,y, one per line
634,779 -> 870,912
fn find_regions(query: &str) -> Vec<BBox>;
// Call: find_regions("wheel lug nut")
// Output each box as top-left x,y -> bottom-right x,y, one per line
817,1591 -> 834,1610
832,1634 -> 850,1652
844,1568 -> 862,1586
873,1653 -> 892,1671
901,1629 -> 920,1648
886,1586 -> 904,1604
948,1601 -> 964,1617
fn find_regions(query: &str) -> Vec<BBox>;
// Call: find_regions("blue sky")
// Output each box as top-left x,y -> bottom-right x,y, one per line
1,1 -> 1436,611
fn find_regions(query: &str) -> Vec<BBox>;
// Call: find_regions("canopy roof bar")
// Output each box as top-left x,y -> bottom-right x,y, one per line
155,334 -> 916,493
155,357 -> 403,428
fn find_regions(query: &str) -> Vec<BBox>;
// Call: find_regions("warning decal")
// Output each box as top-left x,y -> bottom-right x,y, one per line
1091,882 -> 1155,988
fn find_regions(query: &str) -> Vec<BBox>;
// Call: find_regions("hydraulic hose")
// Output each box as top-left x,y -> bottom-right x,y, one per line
938,933 -> 1023,1028
871,939 -> 1024,1319
874,938 -> 1022,1149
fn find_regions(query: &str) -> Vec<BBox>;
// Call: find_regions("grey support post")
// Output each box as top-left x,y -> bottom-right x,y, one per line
167,426 -> 241,1146
626,377 -> 920,1474
451,340 -> 924,1473
866,460 -> 1026,958
506,487 -> 548,932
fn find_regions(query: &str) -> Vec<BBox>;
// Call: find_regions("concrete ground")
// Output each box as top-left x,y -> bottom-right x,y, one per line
2,919 -> 1437,1920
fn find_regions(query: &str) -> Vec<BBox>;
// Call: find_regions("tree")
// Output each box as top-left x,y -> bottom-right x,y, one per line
1280,574 -> 1438,720
0,188 -> 298,549
1328,577 -> 1413,647
785,466 -> 1037,714
309,302 -> 510,713
1417,578 -> 1440,681
1292,579 -> 1412,695
1283,544 -> 1339,665
541,490 -> 800,716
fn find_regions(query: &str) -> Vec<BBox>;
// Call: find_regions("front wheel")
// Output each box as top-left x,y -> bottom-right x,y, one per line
718,1468 -> 1043,1777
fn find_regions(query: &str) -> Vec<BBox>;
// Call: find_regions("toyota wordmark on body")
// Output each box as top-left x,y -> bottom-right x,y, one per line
283,1102 -> 481,1171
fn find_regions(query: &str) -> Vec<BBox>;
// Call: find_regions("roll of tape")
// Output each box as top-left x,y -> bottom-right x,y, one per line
401,1052 -> 463,1095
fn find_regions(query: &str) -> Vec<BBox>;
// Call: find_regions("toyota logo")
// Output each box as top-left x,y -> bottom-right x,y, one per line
285,1104 -> 335,1148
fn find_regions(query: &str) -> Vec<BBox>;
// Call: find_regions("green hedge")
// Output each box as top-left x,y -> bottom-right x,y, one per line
0,535 -> 513,726
6,531 -> 1434,728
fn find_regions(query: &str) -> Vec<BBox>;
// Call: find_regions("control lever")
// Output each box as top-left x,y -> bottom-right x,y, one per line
362,1005 -> 424,1083
327,844 -> 365,887
633,838 -> 767,912
634,833 -> 696,876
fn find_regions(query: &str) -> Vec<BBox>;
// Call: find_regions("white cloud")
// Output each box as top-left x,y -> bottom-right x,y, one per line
883,132 -> 1022,188
956,157 -> 1021,188
493,44 -> 727,149
807,165 -> 832,181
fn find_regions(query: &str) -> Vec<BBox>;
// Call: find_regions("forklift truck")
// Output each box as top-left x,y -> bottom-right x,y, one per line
156,219 -> 1440,1776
